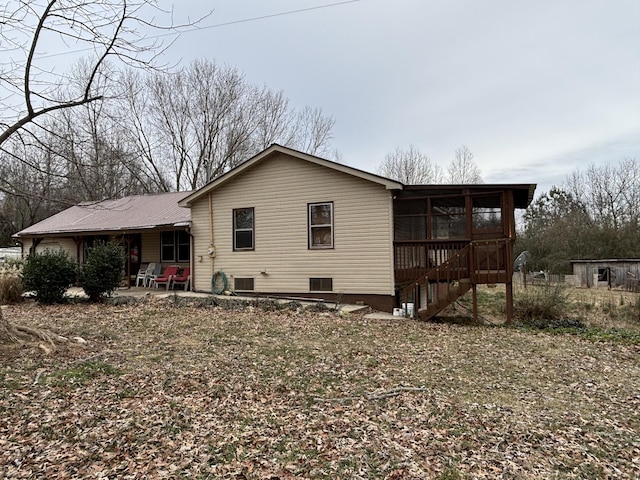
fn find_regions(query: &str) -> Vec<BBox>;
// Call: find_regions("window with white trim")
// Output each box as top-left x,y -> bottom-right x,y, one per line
308,202 -> 333,249
233,208 -> 254,250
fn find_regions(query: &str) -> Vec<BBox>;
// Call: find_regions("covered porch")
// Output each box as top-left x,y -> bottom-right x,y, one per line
392,184 -> 535,322
12,191 -> 195,290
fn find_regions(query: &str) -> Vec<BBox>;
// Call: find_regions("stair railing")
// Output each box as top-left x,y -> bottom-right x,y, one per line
399,238 -> 510,318
399,242 -> 472,318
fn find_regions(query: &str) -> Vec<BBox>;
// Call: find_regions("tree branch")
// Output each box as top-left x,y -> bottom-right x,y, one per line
0,94 -> 102,147
24,0 -> 58,117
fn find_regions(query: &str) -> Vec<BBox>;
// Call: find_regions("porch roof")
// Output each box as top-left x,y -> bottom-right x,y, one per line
401,183 -> 537,208
14,191 -> 193,238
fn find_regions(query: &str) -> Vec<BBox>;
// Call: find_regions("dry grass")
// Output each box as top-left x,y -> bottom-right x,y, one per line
456,284 -> 640,330
0,295 -> 639,479
0,263 -> 23,305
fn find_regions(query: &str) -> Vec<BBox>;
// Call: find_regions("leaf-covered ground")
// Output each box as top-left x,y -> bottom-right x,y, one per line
1,300 -> 639,479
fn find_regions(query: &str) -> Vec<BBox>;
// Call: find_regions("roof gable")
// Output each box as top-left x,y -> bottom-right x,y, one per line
15,191 -> 192,237
179,144 -> 403,207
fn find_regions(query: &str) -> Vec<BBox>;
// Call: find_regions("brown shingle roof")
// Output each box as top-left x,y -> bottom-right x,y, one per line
14,191 -> 192,237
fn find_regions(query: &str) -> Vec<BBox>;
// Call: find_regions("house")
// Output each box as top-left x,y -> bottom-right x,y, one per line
13,144 -> 536,320
567,259 -> 640,291
13,191 -> 192,285
179,144 -> 536,320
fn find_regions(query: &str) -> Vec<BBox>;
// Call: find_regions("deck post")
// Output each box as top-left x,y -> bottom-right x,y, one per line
472,283 -> 478,322
505,280 -> 513,324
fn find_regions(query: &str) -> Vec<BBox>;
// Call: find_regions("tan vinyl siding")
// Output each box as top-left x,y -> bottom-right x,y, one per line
140,232 -> 160,264
191,193 -> 216,288
191,153 -> 394,295
34,237 -> 77,259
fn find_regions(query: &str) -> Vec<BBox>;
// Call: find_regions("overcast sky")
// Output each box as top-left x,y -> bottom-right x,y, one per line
167,1 -> 638,195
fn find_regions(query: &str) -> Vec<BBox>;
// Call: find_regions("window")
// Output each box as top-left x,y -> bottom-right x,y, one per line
597,267 -> 614,283
233,208 -> 254,250
234,277 -> 255,291
309,202 -> 333,249
310,277 -> 333,292
161,230 -> 190,262
83,235 -> 109,262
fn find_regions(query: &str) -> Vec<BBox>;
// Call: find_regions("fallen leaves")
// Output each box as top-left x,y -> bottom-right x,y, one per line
0,300 -> 638,478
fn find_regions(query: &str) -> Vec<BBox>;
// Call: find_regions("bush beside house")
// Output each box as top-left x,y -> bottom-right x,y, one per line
79,242 -> 125,302
21,250 -> 77,304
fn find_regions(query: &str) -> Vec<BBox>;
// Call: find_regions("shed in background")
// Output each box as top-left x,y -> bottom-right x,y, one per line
567,259 -> 640,291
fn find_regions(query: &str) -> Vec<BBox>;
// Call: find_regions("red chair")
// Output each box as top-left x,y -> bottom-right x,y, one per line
171,267 -> 191,291
152,265 -> 180,290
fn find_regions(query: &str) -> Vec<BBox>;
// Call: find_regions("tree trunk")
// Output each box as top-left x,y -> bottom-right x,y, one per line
0,307 -> 67,347
0,308 -> 22,344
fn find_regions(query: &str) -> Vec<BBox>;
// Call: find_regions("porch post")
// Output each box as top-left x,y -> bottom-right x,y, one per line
505,236 -> 514,325
505,281 -> 513,325
125,235 -> 132,288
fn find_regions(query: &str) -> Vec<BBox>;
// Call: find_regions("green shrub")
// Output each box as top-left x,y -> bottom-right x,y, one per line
78,242 -> 124,301
21,250 -> 77,304
514,283 -> 570,324
0,262 -> 23,304
518,316 -> 586,330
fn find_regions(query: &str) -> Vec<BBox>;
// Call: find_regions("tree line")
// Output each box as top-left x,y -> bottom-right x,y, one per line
0,2 -> 488,246
0,1 -> 342,244
378,144 -> 483,184
515,158 -> 640,273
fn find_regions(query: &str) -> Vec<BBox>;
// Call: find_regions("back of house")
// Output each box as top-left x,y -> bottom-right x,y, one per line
180,145 -> 402,311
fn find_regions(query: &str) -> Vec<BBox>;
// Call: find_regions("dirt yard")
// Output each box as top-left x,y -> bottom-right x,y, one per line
1,293 -> 638,479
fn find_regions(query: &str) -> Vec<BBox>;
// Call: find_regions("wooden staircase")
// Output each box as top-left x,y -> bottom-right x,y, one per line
399,239 -> 510,321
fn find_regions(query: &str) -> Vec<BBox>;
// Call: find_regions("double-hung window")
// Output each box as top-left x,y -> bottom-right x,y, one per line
233,208 -> 254,250
161,230 -> 190,262
308,202 -> 333,249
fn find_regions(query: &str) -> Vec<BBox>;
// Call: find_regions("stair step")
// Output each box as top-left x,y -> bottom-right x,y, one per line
418,278 -> 473,321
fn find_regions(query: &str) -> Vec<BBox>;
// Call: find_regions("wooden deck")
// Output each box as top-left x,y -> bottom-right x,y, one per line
397,239 -> 513,321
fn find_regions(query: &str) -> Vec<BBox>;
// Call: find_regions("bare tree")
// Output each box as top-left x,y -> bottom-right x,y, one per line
0,59 -> 159,234
378,145 -> 444,184
0,0 -> 209,149
117,69 -> 172,192
564,158 -> 640,231
122,59 -> 336,190
517,158 -> 640,272
0,138 -> 64,240
288,106 -> 335,158
448,145 -> 483,183
0,0 -> 208,345
53,103 -> 153,202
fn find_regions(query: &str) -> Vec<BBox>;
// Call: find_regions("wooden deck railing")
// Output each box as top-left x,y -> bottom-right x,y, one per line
397,238 -> 511,318
469,239 -> 509,284
394,240 -> 469,283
